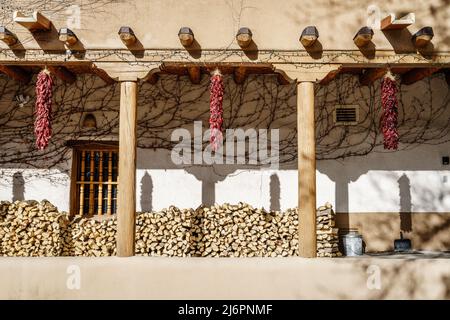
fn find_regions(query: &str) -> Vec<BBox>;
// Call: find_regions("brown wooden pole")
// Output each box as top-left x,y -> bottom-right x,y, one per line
297,81 -> 317,258
117,81 -> 138,257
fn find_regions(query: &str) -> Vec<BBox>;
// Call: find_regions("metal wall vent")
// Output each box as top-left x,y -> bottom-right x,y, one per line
334,105 -> 359,125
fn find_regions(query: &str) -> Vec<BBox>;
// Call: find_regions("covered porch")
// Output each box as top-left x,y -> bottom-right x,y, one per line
1,53 -> 448,257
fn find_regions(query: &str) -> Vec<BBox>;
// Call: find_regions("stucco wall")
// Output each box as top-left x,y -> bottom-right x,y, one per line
0,72 -> 448,216
1,257 -> 449,299
2,0 -> 449,51
1,143 -> 448,213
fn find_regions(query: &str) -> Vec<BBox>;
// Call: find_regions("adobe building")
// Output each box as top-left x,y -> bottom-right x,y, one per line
0,0 -> 449,299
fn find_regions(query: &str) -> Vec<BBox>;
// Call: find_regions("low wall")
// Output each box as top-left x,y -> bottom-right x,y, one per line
0,256 -> 449,299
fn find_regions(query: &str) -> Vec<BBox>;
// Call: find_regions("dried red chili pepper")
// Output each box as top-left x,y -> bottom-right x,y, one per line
209,70 -> 224,151
34,69 -> 54,150
380,73 -> 399,150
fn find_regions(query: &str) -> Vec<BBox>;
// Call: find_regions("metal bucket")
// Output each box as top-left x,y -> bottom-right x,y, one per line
342,232 -> 363,256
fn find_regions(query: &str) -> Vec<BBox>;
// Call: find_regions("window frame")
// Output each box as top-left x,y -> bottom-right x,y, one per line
68,141 -> 119,217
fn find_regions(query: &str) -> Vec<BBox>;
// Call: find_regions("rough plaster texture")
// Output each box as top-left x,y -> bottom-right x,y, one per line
0,257 -> 449,299
0,73 -> 448,214
1,0 -> 449,51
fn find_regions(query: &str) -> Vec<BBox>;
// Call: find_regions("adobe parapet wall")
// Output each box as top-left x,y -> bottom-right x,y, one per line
1,0 -> 449,52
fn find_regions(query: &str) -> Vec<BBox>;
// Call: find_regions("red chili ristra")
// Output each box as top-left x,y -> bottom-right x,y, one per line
380,75 -> 399,150
209,72 -> 224,151
34,69 -> 54,150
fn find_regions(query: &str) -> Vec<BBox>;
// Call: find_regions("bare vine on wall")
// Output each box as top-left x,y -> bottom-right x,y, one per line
315,73 -> 450,160
0,72 -> 449,184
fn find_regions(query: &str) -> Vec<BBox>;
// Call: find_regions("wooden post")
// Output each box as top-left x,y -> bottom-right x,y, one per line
117,81 -> 138,257
297,81 -> 317,258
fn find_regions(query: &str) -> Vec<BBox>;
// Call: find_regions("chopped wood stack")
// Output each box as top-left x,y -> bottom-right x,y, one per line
62,216 -> 116,256
316,203 -> 342,257
135,204 -> 299,257
0,200 -> 68,256
1,200 -> 340,258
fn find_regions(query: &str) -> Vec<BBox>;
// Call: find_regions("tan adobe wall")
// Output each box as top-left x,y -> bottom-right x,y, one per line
1,0 -> 449,51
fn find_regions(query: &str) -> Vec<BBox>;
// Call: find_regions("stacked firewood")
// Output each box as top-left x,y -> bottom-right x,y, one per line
135,204 -> 299,257
62,216 -> 117,256
0,200 -> 68,256
1,200 -> 339,257
316,203 -> 342,257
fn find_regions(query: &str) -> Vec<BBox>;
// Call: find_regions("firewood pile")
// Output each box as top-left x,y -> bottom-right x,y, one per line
62,216 -> 116,256
0,200 -> 341,257
316,203 -> 342,257
0,200 -> 68,256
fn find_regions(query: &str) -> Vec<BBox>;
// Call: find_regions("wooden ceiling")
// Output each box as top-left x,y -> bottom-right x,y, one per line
0,62 -> 448,87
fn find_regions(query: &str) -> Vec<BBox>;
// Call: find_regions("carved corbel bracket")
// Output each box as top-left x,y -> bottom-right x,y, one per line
94,62 -> 162,82
273,63 -> 342,83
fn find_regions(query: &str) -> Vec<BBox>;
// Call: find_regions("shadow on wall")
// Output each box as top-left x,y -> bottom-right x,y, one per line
270,173 -> 280,212
140,171 -> 153,212
12,172 -> 25,202
184,166 -> 236,207
318,143 -> 449,216
398,173 -> 412,232
321,145 -> 450,251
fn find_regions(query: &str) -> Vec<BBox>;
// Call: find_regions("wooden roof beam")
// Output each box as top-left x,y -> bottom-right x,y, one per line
13,11 -> 51,32
233,66 -> 247,84
359,68 -> 387,86
381,13 -> 415,30
0,65 -> 31,83
401,67 -> 440,85
187,66 -> 201,84
48,66 -> 76,84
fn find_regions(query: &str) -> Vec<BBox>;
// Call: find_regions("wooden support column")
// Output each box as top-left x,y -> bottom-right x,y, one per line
297,81 -> 317,258
117,81 -> 138,257
94,63 -> 160,257
274,63 -> 340,259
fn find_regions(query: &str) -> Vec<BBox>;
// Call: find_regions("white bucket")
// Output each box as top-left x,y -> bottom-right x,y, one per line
342,233 -> 363,256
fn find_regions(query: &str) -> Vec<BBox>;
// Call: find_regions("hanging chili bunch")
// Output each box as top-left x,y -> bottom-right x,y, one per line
209,69 -> 224,151
380,71 -> 399,150
34,68 -> 54,150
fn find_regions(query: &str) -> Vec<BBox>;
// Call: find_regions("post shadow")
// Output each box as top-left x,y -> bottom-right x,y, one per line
202,178 -> 215,207
335,176 -> 349,230
12,171 -> 25,201
140,171 -> 153,212
186,164 -> 237,208
398,173 -> 412,232
269,173 -> 280,211
185,165 -> 216,207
